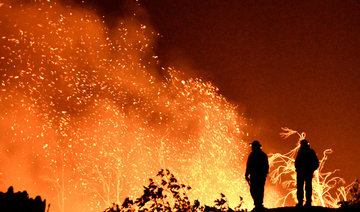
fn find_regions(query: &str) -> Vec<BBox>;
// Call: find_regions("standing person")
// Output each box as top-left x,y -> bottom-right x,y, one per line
295,139 -> 319,207
245,140 -> 269,210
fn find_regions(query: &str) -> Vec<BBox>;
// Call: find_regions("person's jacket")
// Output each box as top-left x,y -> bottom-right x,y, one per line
245,149 -> 269,178
295,146 -> 319,175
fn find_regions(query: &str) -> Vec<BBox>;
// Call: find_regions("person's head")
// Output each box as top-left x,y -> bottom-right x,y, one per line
250,140 -> 262,151
300,139 -> 309,148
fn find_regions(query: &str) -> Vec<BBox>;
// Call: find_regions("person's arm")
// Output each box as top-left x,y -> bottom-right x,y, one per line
264,153 -> 269,176
295,152 -> 300,172
245,154 -> 251,184
312,150 -> 319,171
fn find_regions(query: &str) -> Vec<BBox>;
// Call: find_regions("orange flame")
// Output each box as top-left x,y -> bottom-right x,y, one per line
0,1 -> 280,211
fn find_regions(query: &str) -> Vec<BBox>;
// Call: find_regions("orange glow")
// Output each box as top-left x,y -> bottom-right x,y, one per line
0,1 -> 280,211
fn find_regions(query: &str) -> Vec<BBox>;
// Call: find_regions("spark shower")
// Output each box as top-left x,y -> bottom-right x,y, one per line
0,1 -> 275,211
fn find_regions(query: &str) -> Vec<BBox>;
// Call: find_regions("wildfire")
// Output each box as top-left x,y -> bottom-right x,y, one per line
269,127 -> 347,208
0,1 -> 280,211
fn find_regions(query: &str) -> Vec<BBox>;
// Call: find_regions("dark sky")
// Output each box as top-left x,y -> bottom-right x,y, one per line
83,0 -> 360,183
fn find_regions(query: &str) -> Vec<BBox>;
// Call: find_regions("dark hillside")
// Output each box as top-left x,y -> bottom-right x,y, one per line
267,206 -> 357,212
204,206 -> 357,212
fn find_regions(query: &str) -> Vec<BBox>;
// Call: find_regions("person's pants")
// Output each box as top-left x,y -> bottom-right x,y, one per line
250,177 -> 266,208
297,173 -> 313,205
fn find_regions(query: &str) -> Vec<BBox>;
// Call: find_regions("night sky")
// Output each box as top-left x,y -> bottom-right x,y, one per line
82,0 -> 360,184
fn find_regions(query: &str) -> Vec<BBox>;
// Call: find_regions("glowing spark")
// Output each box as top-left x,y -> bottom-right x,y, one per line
0,1 -> 277,212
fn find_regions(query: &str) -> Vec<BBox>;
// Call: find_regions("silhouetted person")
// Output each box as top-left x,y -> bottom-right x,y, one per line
245,140 -> 269,210
295,139 -> 319,207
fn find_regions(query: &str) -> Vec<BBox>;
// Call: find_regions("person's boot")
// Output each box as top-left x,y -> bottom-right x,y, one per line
296,202 -> 303,207
252,204 -> 265,212
305,202 -> 311,207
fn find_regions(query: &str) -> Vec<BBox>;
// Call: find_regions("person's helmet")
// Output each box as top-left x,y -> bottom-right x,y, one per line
250,140 -> 262,148
300,139 -> 309,146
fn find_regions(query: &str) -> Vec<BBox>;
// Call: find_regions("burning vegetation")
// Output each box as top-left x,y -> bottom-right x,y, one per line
0,1 -> 254,211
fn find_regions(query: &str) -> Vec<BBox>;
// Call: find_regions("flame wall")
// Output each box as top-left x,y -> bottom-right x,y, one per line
0,1 -> 279,211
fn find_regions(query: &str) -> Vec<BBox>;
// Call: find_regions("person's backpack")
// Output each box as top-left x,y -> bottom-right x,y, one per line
312,150 -> 319,171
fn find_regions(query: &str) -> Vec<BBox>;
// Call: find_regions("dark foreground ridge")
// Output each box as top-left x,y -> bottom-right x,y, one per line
204,206 -> 359,212
266,206 -> 356,212
0,186 -> 46,212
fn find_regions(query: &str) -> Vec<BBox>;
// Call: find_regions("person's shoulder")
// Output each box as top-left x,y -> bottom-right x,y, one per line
260,150 -> 268,156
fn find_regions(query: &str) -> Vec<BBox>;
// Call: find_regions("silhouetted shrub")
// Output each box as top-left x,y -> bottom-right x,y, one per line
104,169 -> 246,212
338,179 -> 360,208
0,186 -> 46,212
